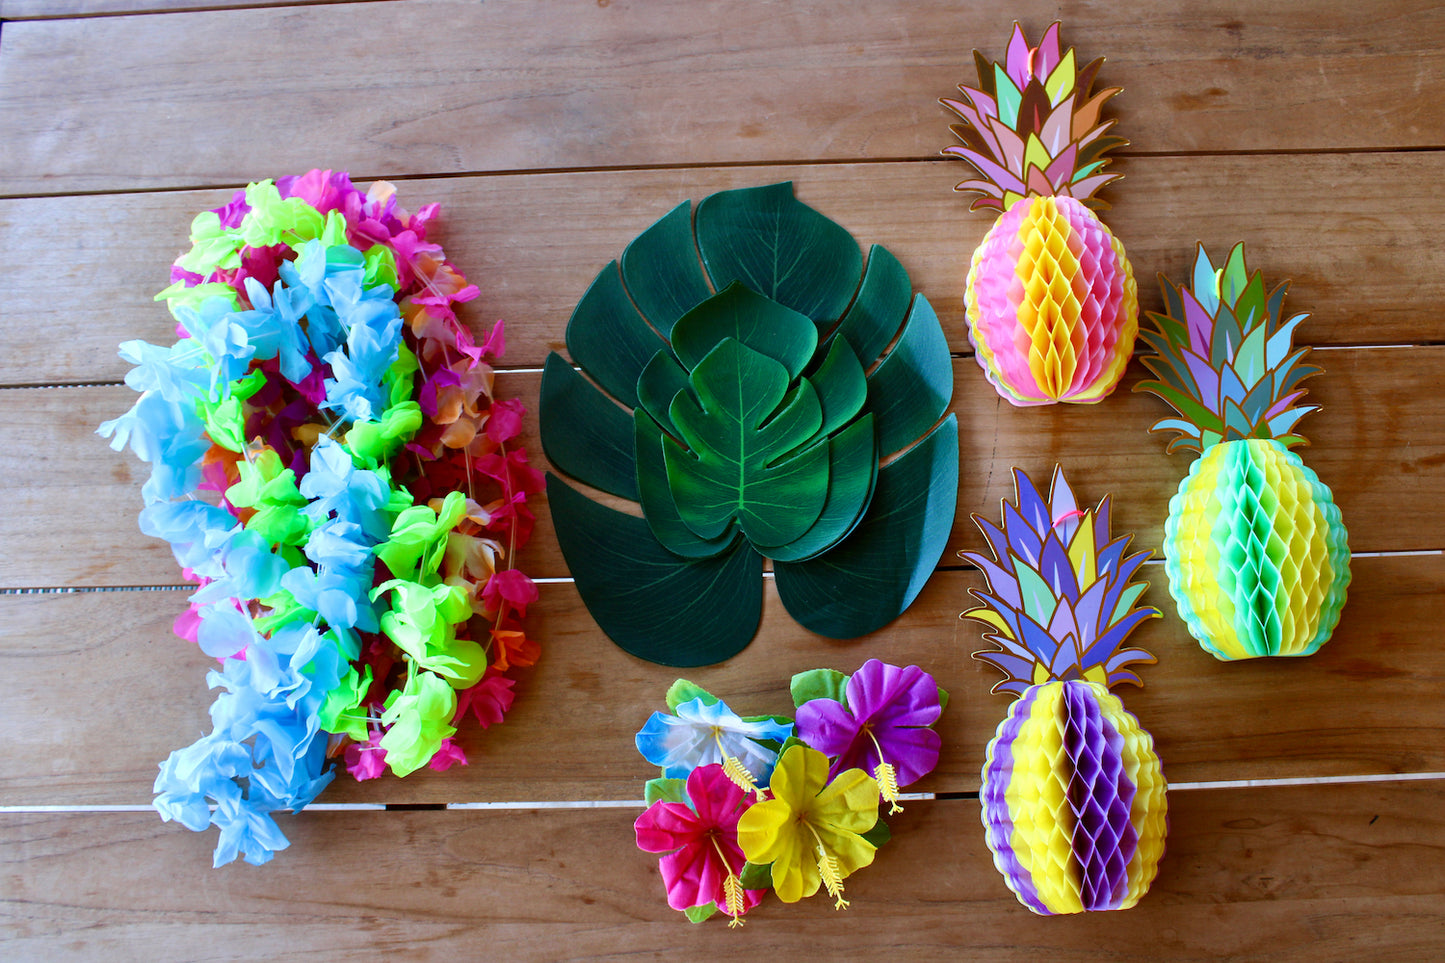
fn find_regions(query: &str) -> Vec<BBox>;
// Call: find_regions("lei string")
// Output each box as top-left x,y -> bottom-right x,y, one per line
633,661 -> 947,926
100,171 -> 543,867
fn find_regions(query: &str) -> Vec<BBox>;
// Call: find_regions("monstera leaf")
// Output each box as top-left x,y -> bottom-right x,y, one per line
541,182 -> 957,666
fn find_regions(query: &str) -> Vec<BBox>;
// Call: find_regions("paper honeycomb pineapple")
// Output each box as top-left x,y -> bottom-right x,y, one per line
941,22 -> 1137,406
962,467 -> 1167,914
1137,243 -> 1350,661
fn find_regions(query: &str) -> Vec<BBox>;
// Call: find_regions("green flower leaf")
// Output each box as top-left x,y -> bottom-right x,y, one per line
790,668 -> 849,709
683,903 -> 718,924
738,861 -> 774,891
644,777 -> 691,807
860,818 -> 892,849
664,680 -> 718,712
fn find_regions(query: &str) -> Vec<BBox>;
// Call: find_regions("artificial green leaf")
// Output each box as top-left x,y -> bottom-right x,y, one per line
547,474 -> 764,666
664,680 -> 718,712
774,414 -> 959,638
790,668 -> 849,709
664,340 -> 828,545
542,183 -> 957,664
684,904 -> 718,924
860,819 -> 892,848
620,201 -> 713,337
565,261 -> 668,409
635,350 -> 692,437
738,861 -> 773,890
635,411 -> 738,559
644,777 -> 690,807
936,685 -> 950,712
830,244 -> 911,365
807,336 -> 869,436
539,352 -> 638,500
866,294 -> 953,456
671,282 -> 818,380
694,182 -> 862,323
761,414 -> 876,563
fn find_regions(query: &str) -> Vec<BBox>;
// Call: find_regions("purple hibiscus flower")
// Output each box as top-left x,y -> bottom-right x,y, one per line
795,660 -> 943,807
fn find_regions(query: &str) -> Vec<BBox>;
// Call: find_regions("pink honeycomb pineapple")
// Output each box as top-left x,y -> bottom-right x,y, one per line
942,22 -> 1138,406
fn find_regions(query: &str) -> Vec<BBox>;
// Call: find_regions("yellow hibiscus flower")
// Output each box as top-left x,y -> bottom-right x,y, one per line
736,744 -> 879,908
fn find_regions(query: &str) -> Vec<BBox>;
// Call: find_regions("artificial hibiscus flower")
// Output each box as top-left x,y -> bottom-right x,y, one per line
635,696 -> 792,785
736,745 -> 878,908
794,659 -> 943,812
634,764 -> 764,926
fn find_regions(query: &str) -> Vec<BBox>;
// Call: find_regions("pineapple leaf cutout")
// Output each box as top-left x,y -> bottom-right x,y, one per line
541,183 -> 959,667
962,466 -> 1167,915
941,21 -> 1126,213
941,21 -> 1139,407
962,466 -> 1160,694
1136,243 -> 1350,661
1137,242 -> 1322,453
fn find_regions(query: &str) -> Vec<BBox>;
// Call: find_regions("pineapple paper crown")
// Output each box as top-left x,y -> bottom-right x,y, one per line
1136,243 -> 1322,454
941,21 -> 1126,213
962,467 -> 1159,697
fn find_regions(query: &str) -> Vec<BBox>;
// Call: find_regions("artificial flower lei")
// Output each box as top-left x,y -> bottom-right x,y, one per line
633,660 -> 946,925
101,171 -> 544,867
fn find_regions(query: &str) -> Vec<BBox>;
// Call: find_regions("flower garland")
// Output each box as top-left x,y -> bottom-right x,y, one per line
633,659 -> 946,925
100,170 -> 543,866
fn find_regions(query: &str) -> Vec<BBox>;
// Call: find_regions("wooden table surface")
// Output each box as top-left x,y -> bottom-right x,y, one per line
3,1 -> 1443,959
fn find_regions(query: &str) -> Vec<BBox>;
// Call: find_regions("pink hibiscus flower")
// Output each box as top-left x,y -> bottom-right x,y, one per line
634,764 -> 764,924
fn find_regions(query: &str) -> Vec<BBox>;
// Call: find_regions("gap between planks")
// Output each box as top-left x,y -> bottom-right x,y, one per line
7,147 -> 1445,204
4,772 -> 1444,814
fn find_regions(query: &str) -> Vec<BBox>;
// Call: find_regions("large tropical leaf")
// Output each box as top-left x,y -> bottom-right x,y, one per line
542,182 -> 956,665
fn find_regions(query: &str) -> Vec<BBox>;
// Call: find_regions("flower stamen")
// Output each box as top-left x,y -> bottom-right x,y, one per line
707,836 -> 746,928
805,823 -> 848,910
713,731 -> 765,799
864,728 -> 902,814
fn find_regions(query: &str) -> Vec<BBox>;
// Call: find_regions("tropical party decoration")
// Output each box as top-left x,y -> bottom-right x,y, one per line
541,182 -> 958,666
962,467 -> 1167,914
634,660 -> 946,925
941,21 -> 1138,406
99,171 -> 543,866
1136,243 -> 1350,660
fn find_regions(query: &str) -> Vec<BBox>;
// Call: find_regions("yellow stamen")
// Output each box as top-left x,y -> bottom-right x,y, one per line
708,836 -> 746,928
721,755 -> 762,798
805,824 -> 849,910
864,729 -> 903,814
712,730 -> 765,799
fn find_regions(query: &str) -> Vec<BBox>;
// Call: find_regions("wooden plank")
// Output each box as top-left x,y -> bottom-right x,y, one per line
1,344 -> 1438,589
5,154 -> 1445,388
4,1 -> 1445,196
0,0 -> 371,19
2,782 -> 1443,959
2,554 -> 1439,806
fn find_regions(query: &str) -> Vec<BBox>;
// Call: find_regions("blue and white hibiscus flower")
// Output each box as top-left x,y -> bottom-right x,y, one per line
636,696 -> 793,787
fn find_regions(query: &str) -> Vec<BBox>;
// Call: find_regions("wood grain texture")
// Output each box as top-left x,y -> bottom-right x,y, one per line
3,554 -> 1439,806
3,0 -> 1445,195
3,344 -> 1438,588
3,781 -> 1444,960
4,152 -> 1445,387
0,0 -> 373,18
